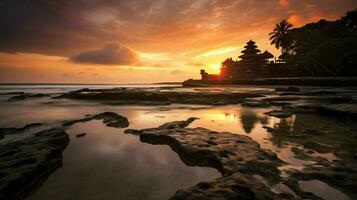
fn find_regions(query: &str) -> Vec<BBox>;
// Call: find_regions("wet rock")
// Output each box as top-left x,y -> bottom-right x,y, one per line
262,96 -> 301,102
277,92 -> 304,96
275,87 -> 300,92
265,110 -> 293,118
171,172 -> 291,200
242,100 -> 270,108
56,88 -> 264,105
76,133 -> 87,138
56,88 -> 169,102
0,128 -> 69,199
9,93 -> 49,101
286,165 -> 357,200
282,104 -> 317,114
300,129 -> 325,136
317,104 -> 357,122
290,147 -> 330,167
307,90 -> 337,96
0,123 -> 42,135
328,96 -> 353,104
158,117 -> 198,129
303,142 -> 332,154
269,101 -> 291,106
0,92 -> 25,95
63,112 -> 129,128
126,118 -> 291,199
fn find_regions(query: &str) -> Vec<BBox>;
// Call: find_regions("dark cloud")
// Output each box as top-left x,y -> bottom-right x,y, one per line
69,43 -> 139,65
0,0 -> 356,56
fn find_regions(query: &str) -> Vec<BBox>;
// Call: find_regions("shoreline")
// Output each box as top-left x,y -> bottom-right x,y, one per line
183,77 -> 357,87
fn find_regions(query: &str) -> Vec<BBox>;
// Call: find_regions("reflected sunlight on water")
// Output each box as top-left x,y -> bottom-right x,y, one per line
1,85 -> 356,200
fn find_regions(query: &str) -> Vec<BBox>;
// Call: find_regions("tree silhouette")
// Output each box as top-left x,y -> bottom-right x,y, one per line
341,9 -> 357,34
269,20 -> 293,53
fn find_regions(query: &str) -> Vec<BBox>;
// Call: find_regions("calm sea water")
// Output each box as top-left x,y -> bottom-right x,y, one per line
0,84 -> 354,200
0,84 -> 181,94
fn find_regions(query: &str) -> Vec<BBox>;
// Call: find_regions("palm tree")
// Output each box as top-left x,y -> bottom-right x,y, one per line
269,20 -> 293,53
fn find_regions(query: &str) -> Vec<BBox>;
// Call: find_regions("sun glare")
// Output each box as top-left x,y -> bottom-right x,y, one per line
207,63 -> 221,74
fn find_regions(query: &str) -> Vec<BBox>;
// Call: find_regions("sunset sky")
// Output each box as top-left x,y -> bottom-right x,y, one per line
0,0 -> 356,83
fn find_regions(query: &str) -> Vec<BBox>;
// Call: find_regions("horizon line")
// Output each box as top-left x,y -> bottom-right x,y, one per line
0,82 -> 182,85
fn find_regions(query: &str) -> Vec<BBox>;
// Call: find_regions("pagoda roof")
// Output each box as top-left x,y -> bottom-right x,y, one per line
246,40 -> 256,45
261,50 -> 274,59
241,48 -> 261,54
238,54 -> 264,59
244,44 -> 258,48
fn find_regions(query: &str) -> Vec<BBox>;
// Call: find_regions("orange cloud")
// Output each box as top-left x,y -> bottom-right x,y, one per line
288,14 -> 302,26
0,0 -> 356,83
279,0 -> 288,6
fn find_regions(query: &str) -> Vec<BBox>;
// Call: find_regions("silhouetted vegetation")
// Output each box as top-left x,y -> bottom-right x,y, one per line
269,20 -> 294,55
278,9 -> 357,76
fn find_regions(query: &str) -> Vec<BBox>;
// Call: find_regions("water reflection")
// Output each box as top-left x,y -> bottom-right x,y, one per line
299,180 -> 350,200
240,109 -> 258,133
1,92 -> 356,200
25,121 -> 219,200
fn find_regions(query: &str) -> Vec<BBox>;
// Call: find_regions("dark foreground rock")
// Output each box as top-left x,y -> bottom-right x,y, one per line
0,123 -> 42,136
285,165 -> 357,200
9,94 -> 49,101
275,87 -> 300,92
0,92 -> 25,96
63,112 -> 129,128
317,104 -> 357,122
0,128 -> 69,199
265,110 -> 293,118
171,171 -> 293,200
125,118 -> 293,199
56,88 -> 264,105
76,133 -> 87,138
242,100 -> 270,108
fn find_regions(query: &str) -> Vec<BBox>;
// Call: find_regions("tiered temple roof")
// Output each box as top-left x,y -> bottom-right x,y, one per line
238,40 -> 264,62
261,50 -> 274,59
201,40 -> 276,80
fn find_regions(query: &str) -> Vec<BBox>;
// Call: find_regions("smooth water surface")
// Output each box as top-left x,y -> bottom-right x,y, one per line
299,180 -> 350,200
1,84 -> 356,200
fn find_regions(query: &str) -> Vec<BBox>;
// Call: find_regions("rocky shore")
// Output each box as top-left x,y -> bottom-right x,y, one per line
56,86 -> 357,122
182,77 -> 357,87
62,112 -> 129,128
125,118 -> 293,199
1,85 -> 357,199
56,88 -> 263,105
0,128 -> 69,199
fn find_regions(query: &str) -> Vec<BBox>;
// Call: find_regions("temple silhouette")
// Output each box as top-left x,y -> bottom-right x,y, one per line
200,40 -> 282,80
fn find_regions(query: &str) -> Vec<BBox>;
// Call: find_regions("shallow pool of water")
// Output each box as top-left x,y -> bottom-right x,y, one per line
23,120 -> 219,200
299,180 -> 350,200
1,85 -> 357,199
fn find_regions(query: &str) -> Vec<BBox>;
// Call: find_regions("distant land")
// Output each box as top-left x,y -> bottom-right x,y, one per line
0,82 -> 181,85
